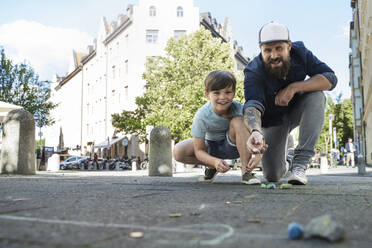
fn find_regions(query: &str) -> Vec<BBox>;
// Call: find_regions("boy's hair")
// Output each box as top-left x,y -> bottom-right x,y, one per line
204,70 -> 236,92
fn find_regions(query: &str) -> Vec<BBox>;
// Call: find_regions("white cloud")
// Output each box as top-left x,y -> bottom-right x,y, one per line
335,25 -> 350,38
0,20 -> 93,80
343,25 -> 350,37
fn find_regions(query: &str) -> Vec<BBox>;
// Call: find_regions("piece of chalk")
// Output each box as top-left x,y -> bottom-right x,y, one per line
129,231 -> 144,238
280,183 -> 293,189
288,222 -> 304,240
267,183 -> 276,189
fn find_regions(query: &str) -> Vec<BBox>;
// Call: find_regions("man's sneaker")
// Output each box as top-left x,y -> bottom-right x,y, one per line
287,167 -> 307,185
242,172 -> 261,185
199,168 -> 218,182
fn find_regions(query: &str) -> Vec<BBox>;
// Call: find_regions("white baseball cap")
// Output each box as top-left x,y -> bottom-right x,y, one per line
259,22 -> 290,45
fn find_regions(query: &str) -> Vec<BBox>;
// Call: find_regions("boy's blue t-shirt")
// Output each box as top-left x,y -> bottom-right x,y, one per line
191,100 -> 243,141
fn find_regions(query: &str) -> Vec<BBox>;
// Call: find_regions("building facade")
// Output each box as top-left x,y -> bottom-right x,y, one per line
45,0 -> 248,159
350,0 -> 372,165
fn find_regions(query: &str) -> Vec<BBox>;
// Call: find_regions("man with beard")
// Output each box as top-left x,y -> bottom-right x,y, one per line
243,22 -> 337,185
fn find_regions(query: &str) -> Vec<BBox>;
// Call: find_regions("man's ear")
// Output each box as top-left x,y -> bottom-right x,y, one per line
287,41 -> 292,51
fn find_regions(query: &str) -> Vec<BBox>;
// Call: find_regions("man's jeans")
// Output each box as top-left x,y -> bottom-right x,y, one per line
262,91 -> 326,182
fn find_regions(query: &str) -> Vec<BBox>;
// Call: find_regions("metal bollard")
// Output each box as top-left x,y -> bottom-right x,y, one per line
47,154 -> 60,172
357,154 -> 366,175
320,156 -> 328,174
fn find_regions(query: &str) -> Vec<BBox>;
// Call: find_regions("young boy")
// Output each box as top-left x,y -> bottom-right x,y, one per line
173,70 -> 262,184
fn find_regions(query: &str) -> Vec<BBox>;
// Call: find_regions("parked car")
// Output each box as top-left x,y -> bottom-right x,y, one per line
77,156 -> 90,169
60,156 -> 82,170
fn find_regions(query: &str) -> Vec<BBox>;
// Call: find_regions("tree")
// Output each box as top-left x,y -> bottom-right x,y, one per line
333,96 -> 354,148
315,94 -> 354,153
112,28 -> 245,142
0,48 -> 56,127
316,97 -> 334,153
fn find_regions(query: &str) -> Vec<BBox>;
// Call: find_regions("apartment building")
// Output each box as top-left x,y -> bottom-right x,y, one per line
45,0 -> 248,159
350,0 -> 372,165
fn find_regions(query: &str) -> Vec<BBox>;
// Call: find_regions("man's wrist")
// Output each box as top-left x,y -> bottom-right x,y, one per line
290,81 -> 301,94
251,129 -> 263,135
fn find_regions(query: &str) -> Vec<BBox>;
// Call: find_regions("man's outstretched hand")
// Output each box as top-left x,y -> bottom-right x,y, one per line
247,131 -> 268,154
246,131 -> 267,171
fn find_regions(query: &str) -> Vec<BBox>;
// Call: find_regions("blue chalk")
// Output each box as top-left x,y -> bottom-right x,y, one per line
288,222 -> 304,240
267,183 -> 276,189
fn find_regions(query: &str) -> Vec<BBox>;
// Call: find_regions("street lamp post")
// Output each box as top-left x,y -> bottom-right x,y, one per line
329,114 -> 334,166
333,127 -> 337,151
38,127 -> 42,158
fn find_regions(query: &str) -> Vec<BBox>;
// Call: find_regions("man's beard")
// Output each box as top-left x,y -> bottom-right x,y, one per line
264,56 -> 291,79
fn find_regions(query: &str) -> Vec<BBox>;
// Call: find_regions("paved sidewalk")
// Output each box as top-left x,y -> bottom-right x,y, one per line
1,166 -> 372,247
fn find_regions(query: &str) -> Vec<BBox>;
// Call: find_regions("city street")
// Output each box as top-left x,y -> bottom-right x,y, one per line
1,166 -> 372,247
0,1 -> 371,248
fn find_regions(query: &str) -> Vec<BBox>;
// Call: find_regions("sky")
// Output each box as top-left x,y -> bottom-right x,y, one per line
0,0 -> 352,99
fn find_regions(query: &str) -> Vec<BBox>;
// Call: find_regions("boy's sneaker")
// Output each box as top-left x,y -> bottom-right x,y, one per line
242,172 -> 261,185
287,167 -> 307,185
199,168 -> 218,182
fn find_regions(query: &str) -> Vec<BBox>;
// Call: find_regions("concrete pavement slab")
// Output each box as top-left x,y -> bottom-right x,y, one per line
1,166 -> 372,247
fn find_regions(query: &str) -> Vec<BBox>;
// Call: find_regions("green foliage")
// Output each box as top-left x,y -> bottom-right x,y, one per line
35,139 -> 45,152
0,48 -> 56,127
112,28 -> 244,142
315,94 -> 354,153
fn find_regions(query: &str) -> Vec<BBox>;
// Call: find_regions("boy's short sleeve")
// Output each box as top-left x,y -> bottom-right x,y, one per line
190,109 -> 207,139
231,101 -> 244,116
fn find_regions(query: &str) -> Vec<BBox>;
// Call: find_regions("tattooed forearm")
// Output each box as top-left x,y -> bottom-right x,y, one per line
244,107 -> 262,134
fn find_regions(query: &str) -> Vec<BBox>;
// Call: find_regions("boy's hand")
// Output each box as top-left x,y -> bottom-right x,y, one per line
214,159 -> 230,173
247,154 -> 263,171
247,131 -> 268,154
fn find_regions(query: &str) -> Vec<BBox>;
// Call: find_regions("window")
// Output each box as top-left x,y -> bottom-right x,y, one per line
124,60 -> 128,74
174,30 -> 186,39
124,86 -> 129,102
177,6 -> 183,17
149,6 -> 156,17
125,34 -> 129,47
146,30 -> 158,43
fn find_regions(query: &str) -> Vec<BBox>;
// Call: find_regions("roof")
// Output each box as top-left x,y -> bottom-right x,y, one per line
94,136 -> 128,149
74,51 -> 87,67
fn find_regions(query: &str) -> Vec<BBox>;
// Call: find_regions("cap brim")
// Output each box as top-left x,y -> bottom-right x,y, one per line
259,39 -> 290,45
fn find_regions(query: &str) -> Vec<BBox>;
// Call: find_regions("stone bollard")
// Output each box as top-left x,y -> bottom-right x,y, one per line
148,126 -> 172,177
47,154 -> 60,172
1,109 -> 36,174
